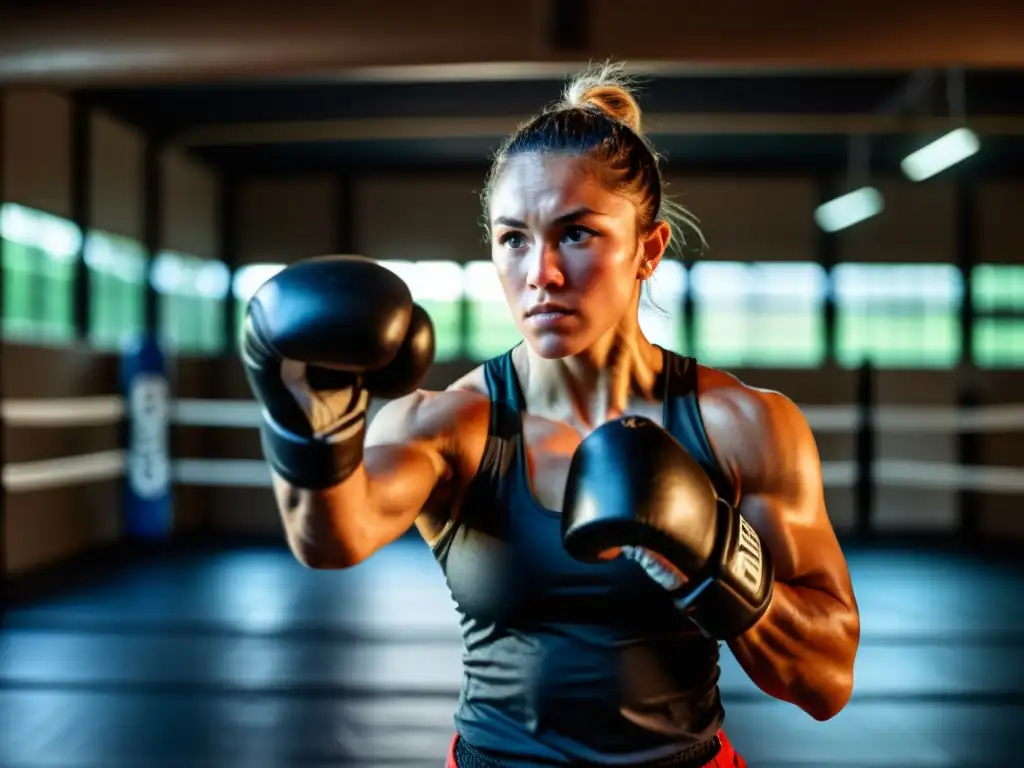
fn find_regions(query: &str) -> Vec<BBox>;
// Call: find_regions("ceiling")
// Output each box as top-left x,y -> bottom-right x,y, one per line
78,69 -> 1024,179
5,1 -> 1024,86
5,2 -> 1022,180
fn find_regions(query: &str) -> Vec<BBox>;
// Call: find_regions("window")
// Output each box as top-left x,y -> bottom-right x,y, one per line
378,260 -> 464,362
84,231 -> 148,349
232,263 -> 286,345
464,261 -> 521,361
639,260 -> 687,354
151,251 -> 230,355
1,202 -> 81,343
832,263 -> 962,368
972,264 -> 1024,368
690,261 -> 828,368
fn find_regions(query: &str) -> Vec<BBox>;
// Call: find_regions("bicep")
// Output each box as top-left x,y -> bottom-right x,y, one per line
359,392 -> 453,523
735,393 -> 854,600
270,392 -> 456,568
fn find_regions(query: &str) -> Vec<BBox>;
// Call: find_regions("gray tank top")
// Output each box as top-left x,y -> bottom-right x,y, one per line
432,346 -> 733,765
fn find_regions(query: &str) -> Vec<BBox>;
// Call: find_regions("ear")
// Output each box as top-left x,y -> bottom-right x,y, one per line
637,220 -> 671,280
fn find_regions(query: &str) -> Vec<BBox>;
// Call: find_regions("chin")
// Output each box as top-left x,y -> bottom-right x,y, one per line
524,331 -> 590,360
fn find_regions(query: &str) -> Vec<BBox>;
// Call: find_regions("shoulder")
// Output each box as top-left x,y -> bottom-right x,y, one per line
695,364 -> 818,483
446,363 -> 490,398
694,364 -> 806,429
366,364 -> 492,449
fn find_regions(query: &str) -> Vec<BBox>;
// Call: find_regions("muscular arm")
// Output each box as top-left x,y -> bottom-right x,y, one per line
274,389 -> 471,569
703,378 -> 861,721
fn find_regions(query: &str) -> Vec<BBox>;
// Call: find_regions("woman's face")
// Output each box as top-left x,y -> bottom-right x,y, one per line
489,153 -> 667,360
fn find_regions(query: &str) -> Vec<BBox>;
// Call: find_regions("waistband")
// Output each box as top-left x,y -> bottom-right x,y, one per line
449,733 -> 722,768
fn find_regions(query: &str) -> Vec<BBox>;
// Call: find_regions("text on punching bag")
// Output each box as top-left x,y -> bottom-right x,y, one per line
128,374 -> 171,500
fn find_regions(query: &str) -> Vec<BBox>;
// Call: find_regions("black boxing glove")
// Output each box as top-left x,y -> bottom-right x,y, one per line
561,416 -> 774,641
241,255 -> 435,491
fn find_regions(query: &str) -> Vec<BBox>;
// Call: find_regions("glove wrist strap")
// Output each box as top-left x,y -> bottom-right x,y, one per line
687,502 -> 775,641
260,411 -> 366,491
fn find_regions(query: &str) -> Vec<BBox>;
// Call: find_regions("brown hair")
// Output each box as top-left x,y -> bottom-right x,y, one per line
481,61 -> 704,259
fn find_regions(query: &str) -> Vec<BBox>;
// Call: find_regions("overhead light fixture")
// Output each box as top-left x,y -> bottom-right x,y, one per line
900,126 -> 980,182
901,68 -> 979,182
815,135 -> 884,233
814,186 -> 885,233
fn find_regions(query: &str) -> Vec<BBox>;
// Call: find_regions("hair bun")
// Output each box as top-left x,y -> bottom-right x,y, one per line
562,62 -> 644,135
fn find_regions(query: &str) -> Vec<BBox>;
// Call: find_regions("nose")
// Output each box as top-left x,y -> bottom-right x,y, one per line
526,241 -> 565,292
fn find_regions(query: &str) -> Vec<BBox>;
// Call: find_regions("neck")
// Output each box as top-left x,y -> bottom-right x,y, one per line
517,314 -> 663,428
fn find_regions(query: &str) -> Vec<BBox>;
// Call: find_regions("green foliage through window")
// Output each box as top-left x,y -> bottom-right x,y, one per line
151,250 -> 230,355
84,231 -> 148,350
972,264 -> 1024,368
692,261 -> 828,368
1,202 -> 80,344
833,263 -> 963,368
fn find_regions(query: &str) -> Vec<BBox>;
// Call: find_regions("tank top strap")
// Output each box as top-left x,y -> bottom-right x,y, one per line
661,350 -> 736,504
432,348 -> 522,563
486,344 -> 528,418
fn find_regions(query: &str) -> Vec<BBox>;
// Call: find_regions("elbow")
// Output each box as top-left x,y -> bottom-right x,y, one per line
294,548 -> 361,571
803,672 -> 854,721
278,487 -> 376,570
805,605 -> 860,721
288,535 -> 371,570
767,663 -> 853,722
801,633 -> 859,721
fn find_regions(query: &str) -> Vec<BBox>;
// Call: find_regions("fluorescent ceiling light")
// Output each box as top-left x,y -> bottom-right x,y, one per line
814,187 -> 884,233
901,127 -> 980,182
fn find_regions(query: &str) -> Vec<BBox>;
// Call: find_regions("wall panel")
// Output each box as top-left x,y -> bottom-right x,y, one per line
161,147 -> 218,258
90,109 -> 145,239
237,175 -> 338,265
2,89 -> 72,216
663,176 -> 818,262
837,177 -> 957,264
355,173 -> 486,263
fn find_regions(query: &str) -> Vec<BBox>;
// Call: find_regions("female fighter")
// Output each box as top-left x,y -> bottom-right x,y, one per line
241,62 -> 861,767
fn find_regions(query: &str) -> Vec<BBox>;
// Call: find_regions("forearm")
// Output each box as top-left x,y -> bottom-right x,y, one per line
273,440 -> 445,568
273,469 -> 373,568
728,580 -> 860,720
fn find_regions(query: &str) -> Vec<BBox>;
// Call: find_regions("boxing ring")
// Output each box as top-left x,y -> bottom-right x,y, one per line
2,381 -> 1022,766
8,367 -> 1024,531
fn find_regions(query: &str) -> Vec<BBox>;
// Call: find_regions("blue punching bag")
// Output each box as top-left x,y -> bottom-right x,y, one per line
120,333 -> 173,539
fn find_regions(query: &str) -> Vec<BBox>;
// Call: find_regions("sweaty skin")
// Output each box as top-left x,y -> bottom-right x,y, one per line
270,152 -> 860,722
696,367 -> 860,721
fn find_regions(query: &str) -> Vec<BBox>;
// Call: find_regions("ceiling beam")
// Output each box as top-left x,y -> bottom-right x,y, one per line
173,113 -> 1024,149
2,0 -> 1023,87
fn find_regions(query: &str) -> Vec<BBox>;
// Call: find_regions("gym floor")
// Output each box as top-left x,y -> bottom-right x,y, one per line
2,537 -> 1019,767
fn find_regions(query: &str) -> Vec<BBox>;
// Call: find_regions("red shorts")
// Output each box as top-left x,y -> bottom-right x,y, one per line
445,730 -> 746,767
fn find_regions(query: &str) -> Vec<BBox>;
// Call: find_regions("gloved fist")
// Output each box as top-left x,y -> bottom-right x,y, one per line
241,255 -> 435,490
561,416 -> 774,640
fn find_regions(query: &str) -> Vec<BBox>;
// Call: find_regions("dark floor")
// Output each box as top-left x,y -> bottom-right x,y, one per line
1,538 -> 1021,767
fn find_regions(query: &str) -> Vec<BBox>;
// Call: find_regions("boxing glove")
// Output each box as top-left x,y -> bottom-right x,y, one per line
561,416 -> 774,640
241,255 -> 435,491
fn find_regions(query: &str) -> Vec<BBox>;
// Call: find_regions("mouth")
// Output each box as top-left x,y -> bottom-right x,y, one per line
525,303 -> 576,320
524,303 -> 578,331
